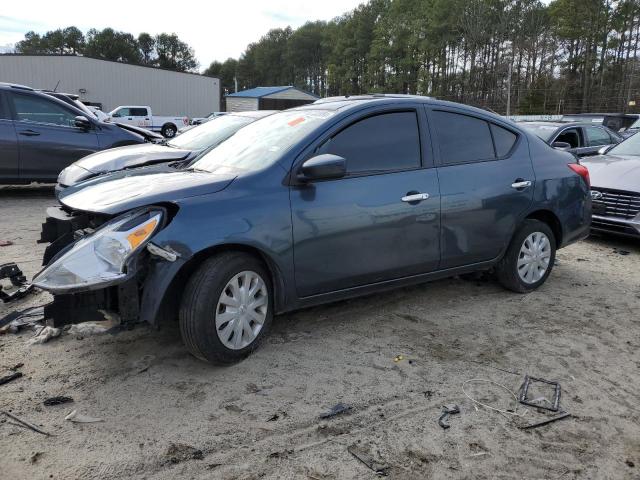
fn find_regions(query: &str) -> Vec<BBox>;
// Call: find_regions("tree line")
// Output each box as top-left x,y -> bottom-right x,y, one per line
14,27 -> 198,72
205,0 -> 640,115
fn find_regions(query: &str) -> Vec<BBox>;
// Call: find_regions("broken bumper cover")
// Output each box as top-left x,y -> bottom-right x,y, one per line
37,207 -> 176,327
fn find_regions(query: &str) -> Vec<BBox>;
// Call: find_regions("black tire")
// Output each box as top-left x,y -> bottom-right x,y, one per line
161,123 -> 177,138
496,219 -> 556,293
179,252 -> 273,364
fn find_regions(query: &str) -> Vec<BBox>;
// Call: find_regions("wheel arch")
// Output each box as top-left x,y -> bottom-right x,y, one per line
154,243 -> 287,326
524,209 -> 563,247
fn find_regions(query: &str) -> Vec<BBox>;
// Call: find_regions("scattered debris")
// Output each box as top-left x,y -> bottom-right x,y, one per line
319,403 -> 352,419
0,305 -> 45,334
267,411 -> 288,422
0,371 -> 23,386
1,410 -> 51,436
423,390 -> 434,398
65,410 -> 104,423
28,326 -> 61,345
0,240 -> 13,247
68,321 -> 114,337
10,363 -> 24,370
462,379 -> 522,416
133,355 -> 155,374
519,411 -> 571,430
518,375 -> 561,412
0,263 -> 35,303
468,452 -> 489,458
43,396 -> 74,406
30,451 -> 43,464
165,443 -> 204,463
348,444 -> 389,476
438,404 -> 460,429
268,449 -> 294,459
393,355 -> 404,363
626,460 -> 635,468
613,249 -> 630,256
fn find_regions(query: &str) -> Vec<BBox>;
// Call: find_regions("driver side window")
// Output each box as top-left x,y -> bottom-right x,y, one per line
12,93 -> 77,127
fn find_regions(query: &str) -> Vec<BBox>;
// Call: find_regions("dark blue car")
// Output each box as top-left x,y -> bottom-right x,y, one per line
35,95 -> 591,364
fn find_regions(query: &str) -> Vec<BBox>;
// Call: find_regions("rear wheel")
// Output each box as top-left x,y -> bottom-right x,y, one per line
496,219 -> 556,293
161,123 -> 177,138
179,252 -> 273,364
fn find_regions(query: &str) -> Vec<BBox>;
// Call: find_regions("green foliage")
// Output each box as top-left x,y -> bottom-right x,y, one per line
14,26 -> 199,73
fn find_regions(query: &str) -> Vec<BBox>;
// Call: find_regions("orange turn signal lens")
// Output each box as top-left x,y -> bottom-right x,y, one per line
126,219 -> 157,250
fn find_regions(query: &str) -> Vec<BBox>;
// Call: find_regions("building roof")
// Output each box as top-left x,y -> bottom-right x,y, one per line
227,86 -> 318,98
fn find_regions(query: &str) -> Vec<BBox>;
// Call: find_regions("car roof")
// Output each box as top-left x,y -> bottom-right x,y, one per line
519,121 -> 606,129
227,110 -> 277,119
0,82 -> 34,91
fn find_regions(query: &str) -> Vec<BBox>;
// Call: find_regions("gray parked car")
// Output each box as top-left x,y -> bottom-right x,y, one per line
519,121 -> 622,157
581,132 -> 640,238
56,110 -> 275,194
0,83 -> 154,184
35,95 -> 591,364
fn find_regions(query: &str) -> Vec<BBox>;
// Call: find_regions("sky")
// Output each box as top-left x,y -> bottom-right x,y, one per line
0,0 -> 365,70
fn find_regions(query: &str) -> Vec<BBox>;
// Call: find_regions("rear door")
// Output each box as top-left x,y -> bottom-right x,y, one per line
0,91 -> 19,182
290,106 -> 441,297
428,107 -> 533,269
10,91 -> 100,182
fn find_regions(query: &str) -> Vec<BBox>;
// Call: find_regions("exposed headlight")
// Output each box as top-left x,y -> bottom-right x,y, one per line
58,164 -> 92,187
33,209 -> 163,293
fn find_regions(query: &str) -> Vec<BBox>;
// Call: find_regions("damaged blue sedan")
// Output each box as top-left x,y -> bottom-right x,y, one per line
35,95 -> 591,364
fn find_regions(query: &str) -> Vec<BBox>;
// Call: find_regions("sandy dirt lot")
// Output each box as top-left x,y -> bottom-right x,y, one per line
1,186 -> 639,480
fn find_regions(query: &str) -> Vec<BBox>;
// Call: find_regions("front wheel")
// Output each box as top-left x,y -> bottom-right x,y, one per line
179,253 -> 273,364
496,219 -> 556,293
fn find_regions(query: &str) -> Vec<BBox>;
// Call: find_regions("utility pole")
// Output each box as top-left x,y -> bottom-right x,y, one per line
506,62 -> 512,118
234,76 -> 238,93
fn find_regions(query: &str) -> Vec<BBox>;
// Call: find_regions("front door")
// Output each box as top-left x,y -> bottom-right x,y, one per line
428,108 -> 534,269
291,108 -> 441,297
10,91 -> 99,182
0,92 -> 19,182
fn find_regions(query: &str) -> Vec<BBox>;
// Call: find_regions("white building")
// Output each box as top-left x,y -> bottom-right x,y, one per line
0,54 -> 220,117
225,86 -> 318,112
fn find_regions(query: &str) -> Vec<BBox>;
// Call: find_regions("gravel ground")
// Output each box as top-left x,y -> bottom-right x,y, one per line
1,185 -> 639,480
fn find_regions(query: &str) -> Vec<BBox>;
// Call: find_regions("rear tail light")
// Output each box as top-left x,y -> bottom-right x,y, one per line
568,163 -> 590,187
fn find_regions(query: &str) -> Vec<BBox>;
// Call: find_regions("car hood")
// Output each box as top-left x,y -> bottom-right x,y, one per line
75,143 -> 194,174
580,154 -> 640,192
113,122 -> 164,142
59,166 -> 238,215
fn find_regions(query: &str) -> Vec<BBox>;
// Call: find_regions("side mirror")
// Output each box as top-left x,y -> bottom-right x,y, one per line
552,141 -> 571,151
597,145 -> 611,155
298,154 -> 346,182
74,115 -> 91,130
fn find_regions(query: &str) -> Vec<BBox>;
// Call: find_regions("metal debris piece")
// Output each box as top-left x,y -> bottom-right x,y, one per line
519,375 -> 561,412
1,410 -> 51,436
0,371 -> 23,386
0,240 -> 13,247
0,305 -> 45,332
348,444 -> 389,476
319,403 -> 352,419
43,396 -> 74,406
65,410 -> 104,423
519,411 -> 571,430
165,443 -> 204,463
438,404 -> 460,429
147,242 -> 180,261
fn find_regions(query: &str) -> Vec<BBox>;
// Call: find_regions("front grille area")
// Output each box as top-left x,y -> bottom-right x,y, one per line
591,188 -> 640,219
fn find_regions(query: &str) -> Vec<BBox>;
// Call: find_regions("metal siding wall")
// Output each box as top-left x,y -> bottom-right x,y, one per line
266,89 -> 317,101
225,97 -> 258,112
0,56 -> 220,117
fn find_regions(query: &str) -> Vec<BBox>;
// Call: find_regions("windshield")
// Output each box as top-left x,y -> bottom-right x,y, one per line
608,131 -> 640,156
192,110 -> 335,172
629,118 -> 640,129
519,124 -> 558,142
167,115 -> 254,150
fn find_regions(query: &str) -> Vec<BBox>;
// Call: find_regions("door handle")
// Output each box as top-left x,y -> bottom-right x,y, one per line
511,180 -> 532,189
401,193 -> 430,203
19,129 -> 40,137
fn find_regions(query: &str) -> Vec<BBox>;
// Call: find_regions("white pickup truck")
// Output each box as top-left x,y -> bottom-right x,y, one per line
107,106 -> 189,138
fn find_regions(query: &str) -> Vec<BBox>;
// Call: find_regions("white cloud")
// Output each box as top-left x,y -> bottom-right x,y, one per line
0,0 -> 364,70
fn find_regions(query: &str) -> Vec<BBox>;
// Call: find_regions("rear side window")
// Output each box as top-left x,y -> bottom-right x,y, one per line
585,126 -> 612,146
129,108 -> 148,116
490,124 -> 517,157
433,111 -> 495,164
0,93 -> 9,119
318,111 -> 421,174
